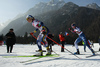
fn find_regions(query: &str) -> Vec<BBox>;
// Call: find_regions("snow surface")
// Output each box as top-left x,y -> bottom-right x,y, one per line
0,43 -> 100,67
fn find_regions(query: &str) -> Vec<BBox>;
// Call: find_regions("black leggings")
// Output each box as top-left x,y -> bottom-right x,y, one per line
7,45 -> 13,53
61,41 -> 65,52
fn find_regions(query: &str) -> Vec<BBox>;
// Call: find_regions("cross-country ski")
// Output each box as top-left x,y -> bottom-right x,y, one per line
3,54 -> 59,58
20,54 -> 59,63
86,54 -> 100,58
0,44 -> 100,67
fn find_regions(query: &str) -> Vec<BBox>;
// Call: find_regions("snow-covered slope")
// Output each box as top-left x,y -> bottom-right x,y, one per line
0,43 -> 100,67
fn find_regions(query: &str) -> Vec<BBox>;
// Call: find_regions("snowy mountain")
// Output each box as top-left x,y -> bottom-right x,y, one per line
16,2 -> 100,42
26,0 -> 65,16
1,0 -> 65,35
0,13 -> 27,34
0,20 -> 12,32
15,2 -> 79,36
86,3 -> 100,10
47,0 -> 65,7
1,1 -> 100,42
0,15 -> 27,35
0,23 -> 4,32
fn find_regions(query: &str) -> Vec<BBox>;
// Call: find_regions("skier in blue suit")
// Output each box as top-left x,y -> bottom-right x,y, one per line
69,23 -> 95,55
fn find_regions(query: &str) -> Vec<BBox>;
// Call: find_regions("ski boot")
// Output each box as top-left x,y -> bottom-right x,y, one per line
84,50 -> 86,52
74,49 -> 80,55
34,50 -> 43,56
46,47 -> 51,55
91,49 -> 95,56
61,48 -> 64,52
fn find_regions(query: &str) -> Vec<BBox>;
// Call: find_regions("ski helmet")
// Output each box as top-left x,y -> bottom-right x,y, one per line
26,15 -> 34,20
71,23 -> 76,27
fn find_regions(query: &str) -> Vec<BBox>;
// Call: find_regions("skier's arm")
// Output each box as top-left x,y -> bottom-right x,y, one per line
34,28 -> 38,33
69,28 -> 75,33
30,28 -> 38,35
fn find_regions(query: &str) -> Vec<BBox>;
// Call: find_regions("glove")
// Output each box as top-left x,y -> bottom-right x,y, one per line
41,30 -> 46,35
42,31 -> 46,35
34,30 -> 37,33
30,32 -> 34,35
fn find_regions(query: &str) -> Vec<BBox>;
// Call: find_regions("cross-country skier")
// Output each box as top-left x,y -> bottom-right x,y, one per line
5,29 -> 16,53
26,15 -> 51,56
47,33 -> 54,52
69,23 -> 95,55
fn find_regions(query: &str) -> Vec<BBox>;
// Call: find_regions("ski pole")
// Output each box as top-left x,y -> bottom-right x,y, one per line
31,33 -> 80,59
52,50 -> 59,56
46,36 -> 81,59
30,33 -> 44,45
30,33 -> 59,55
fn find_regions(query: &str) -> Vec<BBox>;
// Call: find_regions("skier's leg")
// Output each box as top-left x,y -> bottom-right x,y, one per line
37,33 -> 42,50
37,40 -> 42,50
74,37 -> 82,54
84,44 -> 86,52
50,44 -> 52,52
42,35 -> 48,47
81,34 -> 95,55
36,33 -> 43,56
42,34 -> 51,55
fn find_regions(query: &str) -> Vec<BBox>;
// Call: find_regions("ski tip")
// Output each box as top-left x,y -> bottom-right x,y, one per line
86,55 -> 96,58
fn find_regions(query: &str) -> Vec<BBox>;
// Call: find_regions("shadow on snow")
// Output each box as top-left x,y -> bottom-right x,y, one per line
24,56 -> 100,65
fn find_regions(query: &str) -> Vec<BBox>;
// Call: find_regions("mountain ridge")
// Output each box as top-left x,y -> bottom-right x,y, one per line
0,1 -> 100,42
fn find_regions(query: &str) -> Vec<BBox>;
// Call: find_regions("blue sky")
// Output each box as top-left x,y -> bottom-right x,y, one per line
0,0 -> 100,23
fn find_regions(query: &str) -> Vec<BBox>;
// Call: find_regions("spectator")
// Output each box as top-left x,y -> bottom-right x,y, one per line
59,32 -> 65,52
5,29 -> 16,53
